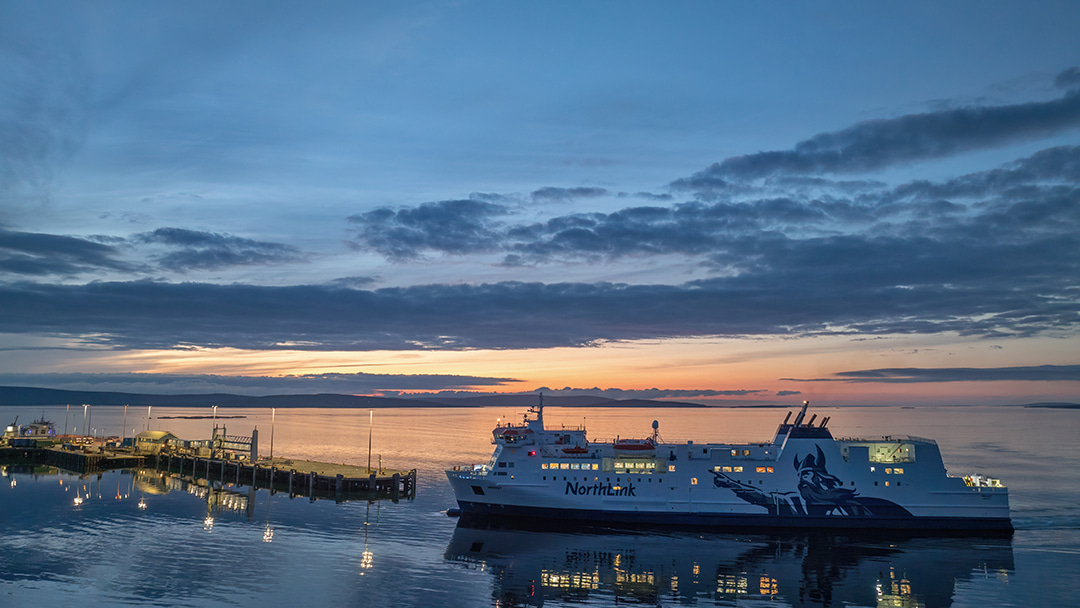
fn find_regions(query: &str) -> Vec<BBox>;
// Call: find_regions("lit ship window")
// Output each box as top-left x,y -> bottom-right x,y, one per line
868,443 -> 915,463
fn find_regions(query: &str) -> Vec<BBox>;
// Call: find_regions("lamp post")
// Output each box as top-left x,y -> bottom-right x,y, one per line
82,404 -> 88,436
270,408 -> 275,460
211,405 -> 218,459
367,410 -> 373,473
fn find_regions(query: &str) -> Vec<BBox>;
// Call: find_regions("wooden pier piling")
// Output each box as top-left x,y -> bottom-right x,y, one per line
1,447 -> 417,501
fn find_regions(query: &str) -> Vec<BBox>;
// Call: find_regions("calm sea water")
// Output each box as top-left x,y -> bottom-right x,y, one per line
1,405 -> 1077,607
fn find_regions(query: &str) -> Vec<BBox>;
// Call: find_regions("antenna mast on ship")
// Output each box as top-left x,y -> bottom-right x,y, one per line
530,391 -> 545,426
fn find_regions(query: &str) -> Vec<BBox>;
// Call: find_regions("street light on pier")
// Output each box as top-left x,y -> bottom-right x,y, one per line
211,405 -> 218,458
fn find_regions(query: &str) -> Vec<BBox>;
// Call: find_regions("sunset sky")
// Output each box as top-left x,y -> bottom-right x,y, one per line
2,2 -> 1078,405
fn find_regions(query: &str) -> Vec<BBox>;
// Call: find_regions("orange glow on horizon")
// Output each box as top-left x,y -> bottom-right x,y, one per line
49,332 -> 1080,406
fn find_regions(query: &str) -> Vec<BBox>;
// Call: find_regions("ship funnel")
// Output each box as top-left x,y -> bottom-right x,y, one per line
791,401 -> 809,428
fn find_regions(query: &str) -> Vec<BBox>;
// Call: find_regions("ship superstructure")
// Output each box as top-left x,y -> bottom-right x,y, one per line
2,415 -> 57,446
446,400 -> 1011,531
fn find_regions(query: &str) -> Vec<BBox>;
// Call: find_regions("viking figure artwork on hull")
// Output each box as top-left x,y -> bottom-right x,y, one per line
711,445 -> 912,518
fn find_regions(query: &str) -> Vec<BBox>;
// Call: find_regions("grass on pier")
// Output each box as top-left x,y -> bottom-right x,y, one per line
258,457 -> 410,479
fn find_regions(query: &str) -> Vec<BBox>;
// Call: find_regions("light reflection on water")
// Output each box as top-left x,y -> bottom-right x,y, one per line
446,514 -> 1016,607
1,405 -> 1078,607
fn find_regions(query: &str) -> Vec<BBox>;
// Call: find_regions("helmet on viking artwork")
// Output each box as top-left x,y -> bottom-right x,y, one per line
794,445 -> 828,474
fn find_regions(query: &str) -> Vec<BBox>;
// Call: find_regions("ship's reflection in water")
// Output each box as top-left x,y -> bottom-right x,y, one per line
445,515 -> 1013,607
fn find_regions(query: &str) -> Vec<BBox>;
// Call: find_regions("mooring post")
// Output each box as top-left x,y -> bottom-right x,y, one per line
335,473 -> 343,495
308,470 -> 316,497
289,469 -> 294,495
368,472 -> 376,491
392,473 -> 400,499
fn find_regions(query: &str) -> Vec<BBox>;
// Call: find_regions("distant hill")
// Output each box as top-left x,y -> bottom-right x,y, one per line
0,386 -> 437,408
418,394 -> 704,407
416,394 -> 617,407
0,386 -> 706,409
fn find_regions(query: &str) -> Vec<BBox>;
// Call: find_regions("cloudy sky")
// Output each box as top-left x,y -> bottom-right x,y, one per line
2,1 -> 1079,405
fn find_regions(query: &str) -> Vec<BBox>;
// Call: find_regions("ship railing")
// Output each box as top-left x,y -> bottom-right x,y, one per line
449,464 -> 490,476
540,446 -> 592,458
963,474 -> 1005,488
834,434 -> 936,445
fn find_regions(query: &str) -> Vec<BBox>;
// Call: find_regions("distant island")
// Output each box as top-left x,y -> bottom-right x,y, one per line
4,386 -> 1072,410
157,415 -> 248,419
0,386 -> 707,409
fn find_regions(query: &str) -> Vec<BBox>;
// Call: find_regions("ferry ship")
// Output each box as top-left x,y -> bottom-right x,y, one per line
446,400 -> 1012,531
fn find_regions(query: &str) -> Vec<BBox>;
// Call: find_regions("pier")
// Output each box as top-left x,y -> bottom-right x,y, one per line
149,452 -> 416,500
0,447 -> 416,501
0,446 -> 145,473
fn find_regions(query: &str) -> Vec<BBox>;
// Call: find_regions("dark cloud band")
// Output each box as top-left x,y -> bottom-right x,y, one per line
786,365 -> 1080,383
0,371 -> 519,395
675,75 -> 1080,185
134,227 -> 306,271
0,267 -> 1075,352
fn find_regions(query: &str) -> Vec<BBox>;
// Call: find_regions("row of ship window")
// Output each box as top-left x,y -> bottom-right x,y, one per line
714,466 -> 774,474
534,462 -> 905,476
541,462 -> 676,473
542,462 -> 600,471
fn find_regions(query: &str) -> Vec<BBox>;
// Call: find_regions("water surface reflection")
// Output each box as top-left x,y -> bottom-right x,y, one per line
446,515 -> 1014,607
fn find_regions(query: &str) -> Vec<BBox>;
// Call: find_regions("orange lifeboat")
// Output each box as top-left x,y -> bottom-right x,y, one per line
614,438 -> 656,453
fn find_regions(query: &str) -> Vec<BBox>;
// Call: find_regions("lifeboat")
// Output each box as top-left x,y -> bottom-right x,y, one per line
561,445 -> 589,455
494,427 -> 534,445
613,438 -> 656,453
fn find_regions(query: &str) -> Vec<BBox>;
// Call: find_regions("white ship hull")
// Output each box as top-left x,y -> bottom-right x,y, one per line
446,402 -> 1012,532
